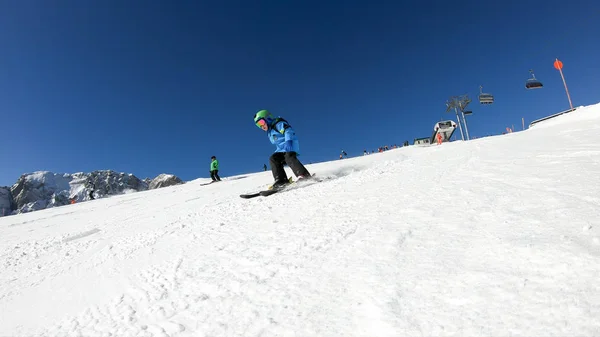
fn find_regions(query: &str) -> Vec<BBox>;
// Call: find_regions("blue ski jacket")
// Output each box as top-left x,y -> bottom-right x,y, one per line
265,117 -> 300,154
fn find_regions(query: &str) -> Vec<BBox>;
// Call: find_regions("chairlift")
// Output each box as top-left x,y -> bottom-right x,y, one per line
463,110 -> 473,115
525,69 -> 543,89
478,85 -> 494,104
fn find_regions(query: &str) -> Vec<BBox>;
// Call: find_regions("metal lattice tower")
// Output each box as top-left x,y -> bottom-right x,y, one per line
445,95 -> 472,141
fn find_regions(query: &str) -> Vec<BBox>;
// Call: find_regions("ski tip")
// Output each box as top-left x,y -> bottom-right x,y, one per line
240,192 -> 261,199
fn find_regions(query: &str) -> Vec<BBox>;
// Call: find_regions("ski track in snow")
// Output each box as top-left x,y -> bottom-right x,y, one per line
2,105 -> 600,336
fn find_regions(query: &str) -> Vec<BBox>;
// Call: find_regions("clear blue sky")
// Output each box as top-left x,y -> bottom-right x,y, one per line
1,0 -> 599,186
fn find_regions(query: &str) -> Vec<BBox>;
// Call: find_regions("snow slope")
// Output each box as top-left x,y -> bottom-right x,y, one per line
1,104 -> 600,336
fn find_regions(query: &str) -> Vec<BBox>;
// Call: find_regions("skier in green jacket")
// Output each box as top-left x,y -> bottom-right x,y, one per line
210,156 -> 221,182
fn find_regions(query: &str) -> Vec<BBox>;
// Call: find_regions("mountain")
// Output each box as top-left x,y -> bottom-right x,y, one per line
148,173 -> 184,189
0,170 -> 184,217
1,103 -> 599,336
0,186 -> 14,216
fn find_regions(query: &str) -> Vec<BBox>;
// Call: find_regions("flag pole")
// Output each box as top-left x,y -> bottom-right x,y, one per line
555,58 -> 573,110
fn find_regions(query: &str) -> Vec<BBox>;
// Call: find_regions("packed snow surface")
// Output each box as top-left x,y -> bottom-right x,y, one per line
2,104 -> 600,336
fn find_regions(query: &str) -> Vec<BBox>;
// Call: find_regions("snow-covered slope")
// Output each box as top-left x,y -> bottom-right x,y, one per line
1,104 -> 600,336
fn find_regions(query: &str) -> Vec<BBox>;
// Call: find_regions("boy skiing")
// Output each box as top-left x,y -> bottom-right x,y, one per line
254,109 -> 311,189
210,156 -> 221,182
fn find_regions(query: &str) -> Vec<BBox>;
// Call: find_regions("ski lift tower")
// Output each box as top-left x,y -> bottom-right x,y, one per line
445,95 -> 472,141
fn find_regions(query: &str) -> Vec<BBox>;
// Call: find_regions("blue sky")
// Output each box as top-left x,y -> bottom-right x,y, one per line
1,0 -> 599,186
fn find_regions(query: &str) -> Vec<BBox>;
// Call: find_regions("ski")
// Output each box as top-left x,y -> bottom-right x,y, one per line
239,174 -> 322,199
200,181 -> 220,186
239,191 -> 262,199
259,188 -> 286,197
239,186 -> 293,199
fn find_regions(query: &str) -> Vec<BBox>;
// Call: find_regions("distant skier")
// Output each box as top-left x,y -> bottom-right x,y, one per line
263,164 -> 267,171
253,109 -> 311,189
210,156 -> 221,182
86,181 -> 96,200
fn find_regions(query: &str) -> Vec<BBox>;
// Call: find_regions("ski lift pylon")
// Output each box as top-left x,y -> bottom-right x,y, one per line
478,85 -> 494,104
525,69 -> 543,89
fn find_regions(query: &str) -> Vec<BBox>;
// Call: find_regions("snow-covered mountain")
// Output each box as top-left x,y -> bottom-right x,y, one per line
0,187 -> 14,216
1,170 -> 184,217
148,173 -> 184,189
1,103 -> 599,336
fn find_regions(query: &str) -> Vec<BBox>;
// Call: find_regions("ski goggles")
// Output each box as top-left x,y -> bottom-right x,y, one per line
255,118 -> 268,129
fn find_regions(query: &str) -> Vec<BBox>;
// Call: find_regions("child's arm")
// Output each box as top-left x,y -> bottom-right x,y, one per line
274,121 -> 294,141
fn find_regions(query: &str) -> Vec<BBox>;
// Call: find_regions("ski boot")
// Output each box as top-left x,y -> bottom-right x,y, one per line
268,177 -> 293,190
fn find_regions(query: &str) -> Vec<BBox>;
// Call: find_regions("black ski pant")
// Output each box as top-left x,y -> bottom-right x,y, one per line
210,170 -> 221,181
269,152 -> 310,183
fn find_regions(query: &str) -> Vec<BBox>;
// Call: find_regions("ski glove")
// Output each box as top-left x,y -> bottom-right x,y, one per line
283,140 -> 294,152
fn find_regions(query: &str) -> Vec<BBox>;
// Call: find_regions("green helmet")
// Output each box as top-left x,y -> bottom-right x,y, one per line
254,109 -> 272,124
